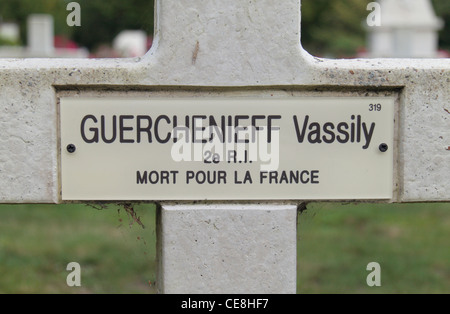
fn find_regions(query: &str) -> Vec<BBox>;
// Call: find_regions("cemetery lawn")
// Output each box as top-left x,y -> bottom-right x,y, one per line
298,202 -> 450,294
0,203 -> 157,294
0,202 -> 448,294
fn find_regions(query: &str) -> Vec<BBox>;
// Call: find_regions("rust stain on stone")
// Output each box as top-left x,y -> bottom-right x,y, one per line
192,41 -> 200,65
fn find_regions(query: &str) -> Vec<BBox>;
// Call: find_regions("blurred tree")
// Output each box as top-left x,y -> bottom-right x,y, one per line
0,0 -> 71,45
0,0 -> 154,50
432,0 -> 450,50
301,0 -> 372,57
72,0 -> 154,51
302,0 -> 450,57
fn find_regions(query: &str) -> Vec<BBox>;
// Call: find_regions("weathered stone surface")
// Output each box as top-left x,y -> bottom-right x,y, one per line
157,204 -> 297,294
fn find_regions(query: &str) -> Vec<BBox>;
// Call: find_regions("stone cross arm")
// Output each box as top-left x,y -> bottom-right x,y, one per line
0,0 -> 449,203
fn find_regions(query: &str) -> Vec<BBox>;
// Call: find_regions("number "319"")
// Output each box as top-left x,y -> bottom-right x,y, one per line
369,103 -> 382,111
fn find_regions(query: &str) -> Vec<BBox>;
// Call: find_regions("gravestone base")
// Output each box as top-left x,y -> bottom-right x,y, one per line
157,203 -> 297,294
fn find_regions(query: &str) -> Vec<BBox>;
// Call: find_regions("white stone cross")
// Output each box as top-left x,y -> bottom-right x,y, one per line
0,0 -> 449,293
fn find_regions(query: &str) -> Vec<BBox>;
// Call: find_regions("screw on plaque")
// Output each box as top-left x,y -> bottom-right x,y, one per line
67,144 -> 76,153
379,143 -> 388,152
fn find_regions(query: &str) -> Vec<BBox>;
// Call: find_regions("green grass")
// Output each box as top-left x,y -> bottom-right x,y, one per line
0,202 -> 448,293
297,202 -> 450,294
0,203 -> 157,294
